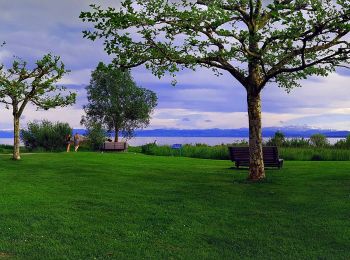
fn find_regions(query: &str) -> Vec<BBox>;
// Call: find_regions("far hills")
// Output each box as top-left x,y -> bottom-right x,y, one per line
0,126 -> 348,138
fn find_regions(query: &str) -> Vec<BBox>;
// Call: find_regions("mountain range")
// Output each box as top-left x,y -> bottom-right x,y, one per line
0,126 -> 348,138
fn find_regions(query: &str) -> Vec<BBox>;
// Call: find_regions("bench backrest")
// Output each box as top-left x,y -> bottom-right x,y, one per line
228,146 -> 279,162
103,142 -> 127,150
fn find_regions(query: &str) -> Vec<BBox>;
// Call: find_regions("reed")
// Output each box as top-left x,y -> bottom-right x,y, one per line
138,143 -> 350,161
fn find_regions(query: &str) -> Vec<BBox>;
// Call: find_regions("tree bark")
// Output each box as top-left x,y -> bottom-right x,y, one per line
114,128 -> 119,142
247,91 -> 265,180
13,115 -> 21,160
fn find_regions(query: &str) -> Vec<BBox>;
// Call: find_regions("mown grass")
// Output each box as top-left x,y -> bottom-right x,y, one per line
0,152 -> 349,259
136,143 -> 350,161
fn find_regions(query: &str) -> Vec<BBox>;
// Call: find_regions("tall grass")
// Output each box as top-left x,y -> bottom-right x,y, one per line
280,147 -> 350,161
140,143 -> 230,160
138,143 -> 350,161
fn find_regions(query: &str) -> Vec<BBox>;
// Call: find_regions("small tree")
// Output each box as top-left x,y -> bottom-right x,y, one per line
85,121 -> 107,151
81,0 -> 350,180
267,131 -> 285,147
310,133 -> 329,147
81,62 -> 157,142
0,54 -> 76,160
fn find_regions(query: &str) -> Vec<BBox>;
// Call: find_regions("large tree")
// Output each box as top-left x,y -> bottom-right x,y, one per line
80,0 -> 350,180
81,62 -> 157,142
0,54 -> 76,160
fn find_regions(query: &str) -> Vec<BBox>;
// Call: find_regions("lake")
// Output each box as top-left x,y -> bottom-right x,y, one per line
0,137 -> 344,147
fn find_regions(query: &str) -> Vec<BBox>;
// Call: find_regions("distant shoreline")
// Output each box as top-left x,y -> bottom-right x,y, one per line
0,136 -> 345,146
0,127 -> 348,139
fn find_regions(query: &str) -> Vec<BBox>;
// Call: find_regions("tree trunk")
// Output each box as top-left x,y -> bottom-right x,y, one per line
114,128 -> 119,142
13,116 -> 21,160
247,92 -> 265,180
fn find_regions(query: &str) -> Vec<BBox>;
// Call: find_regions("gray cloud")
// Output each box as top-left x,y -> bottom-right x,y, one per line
0,0 -> 349,130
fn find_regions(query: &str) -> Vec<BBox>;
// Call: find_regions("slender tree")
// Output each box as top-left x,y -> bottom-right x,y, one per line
81,62 -> 157,142
0,54 -> 76,160
81,0 -> 350,180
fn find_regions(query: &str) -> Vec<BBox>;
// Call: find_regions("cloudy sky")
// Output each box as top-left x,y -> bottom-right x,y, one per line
0,0 -> 349,131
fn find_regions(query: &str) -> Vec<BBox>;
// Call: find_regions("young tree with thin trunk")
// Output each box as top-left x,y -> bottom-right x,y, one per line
0,54 -> 76,160
81,0 -> 350,180
81,62 -> 157,142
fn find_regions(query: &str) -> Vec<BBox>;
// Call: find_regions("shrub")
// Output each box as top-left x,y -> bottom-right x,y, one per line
283,138 -> 310,148
85,122 -> 107,151
311,154 -> 322,161
266,131 -> 285,147
141,143 -> 158,154
334,134 -> 350,149
21,120 -> 72,151
310,134 -> 329,147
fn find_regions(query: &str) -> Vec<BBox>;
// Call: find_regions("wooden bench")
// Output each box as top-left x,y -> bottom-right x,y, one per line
228,146 -> 283,169
101,142 -> 128,152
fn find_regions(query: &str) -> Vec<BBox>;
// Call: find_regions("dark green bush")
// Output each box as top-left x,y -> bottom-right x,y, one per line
21,120 -> 72,151
85,122 -> 107,151
311,154 -> 322,161
141,143 -> 158,154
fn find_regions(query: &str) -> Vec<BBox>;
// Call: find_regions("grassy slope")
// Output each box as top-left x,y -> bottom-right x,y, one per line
0,152 -> 349,259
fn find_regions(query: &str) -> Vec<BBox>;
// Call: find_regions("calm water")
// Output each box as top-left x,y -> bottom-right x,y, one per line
0,137 -> 344,147
113,137 -> 343,146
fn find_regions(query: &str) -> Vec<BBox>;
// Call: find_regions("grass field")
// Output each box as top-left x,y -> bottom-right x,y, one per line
0,152 -> 349,259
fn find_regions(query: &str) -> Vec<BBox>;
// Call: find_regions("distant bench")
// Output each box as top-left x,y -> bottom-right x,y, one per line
101,142 -> 128,152
228,146 -> 283,169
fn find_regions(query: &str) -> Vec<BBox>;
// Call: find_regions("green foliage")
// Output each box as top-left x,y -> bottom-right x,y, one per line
279,147 -> 350,161
0,54 -> 76,111
0,144 -> 17,154
85,122 -> 107,151
20,120 -> 72,151
137,143 -> 350,161
334,134 -> 350,148
309,133 -> 329,147
81,0 -> 350,91
266,132 -> 311,147
266,131 -> 285,147
0,53 -> 76,159
280,137 -> 310,148
82,62 -> 157,139
141,143 -> 231,160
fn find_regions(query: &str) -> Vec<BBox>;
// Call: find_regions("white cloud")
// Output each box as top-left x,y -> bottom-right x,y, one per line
149,108 -> 305,130
0,0 -> 349,131
59,69 -> 92,85
0,50 -> 11,63
0,103 -> 84,130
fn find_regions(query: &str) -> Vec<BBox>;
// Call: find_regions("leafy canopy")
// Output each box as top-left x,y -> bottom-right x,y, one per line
81,0 -> 350,92
82,62 -> 157,139
0,54 -> 76,115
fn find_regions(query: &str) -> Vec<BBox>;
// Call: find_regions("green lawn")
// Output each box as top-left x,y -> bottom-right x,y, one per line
0,153 -> 349,259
